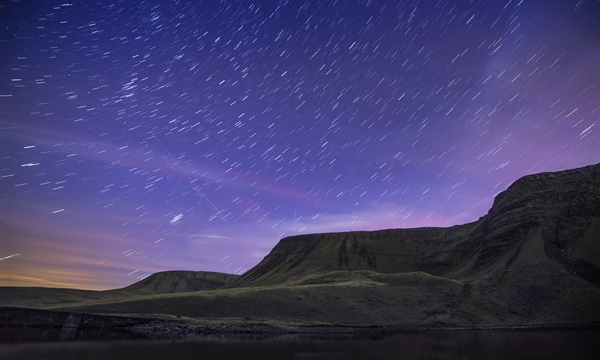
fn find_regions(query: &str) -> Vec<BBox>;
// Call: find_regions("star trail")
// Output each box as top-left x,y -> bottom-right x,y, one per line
1,0 -> 599,289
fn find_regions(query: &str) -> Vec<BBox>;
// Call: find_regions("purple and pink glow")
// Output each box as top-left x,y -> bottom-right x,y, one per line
1,1 -> 599,290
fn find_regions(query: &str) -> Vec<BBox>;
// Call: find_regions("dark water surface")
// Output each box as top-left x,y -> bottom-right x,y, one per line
1,330 -> 599,360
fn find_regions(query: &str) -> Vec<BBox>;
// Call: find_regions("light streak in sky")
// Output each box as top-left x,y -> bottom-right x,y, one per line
0,253 -> 21,261
147,135 -> 229,222
170,213 -> 184,224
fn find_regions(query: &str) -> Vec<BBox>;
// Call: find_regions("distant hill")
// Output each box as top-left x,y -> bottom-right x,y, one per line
1,163 -> 599,330
122,271 -> 238,294
0,271 -> 238,309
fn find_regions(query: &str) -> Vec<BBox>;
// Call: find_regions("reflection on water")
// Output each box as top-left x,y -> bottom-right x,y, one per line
1,330 -> 599,360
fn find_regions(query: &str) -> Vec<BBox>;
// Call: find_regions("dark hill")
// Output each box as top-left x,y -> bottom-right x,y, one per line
122,271 -> 238,294
227,164 -> 600,290
223,225 -> 476,288
0,271 -> 238,309
213,163 -> 600,327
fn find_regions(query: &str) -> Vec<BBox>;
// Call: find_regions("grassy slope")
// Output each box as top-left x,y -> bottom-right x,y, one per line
0,287 -> 128,308
224,224 -> 477,289
43,272 -> 465,328
0,271 -> 237,309
121,270 -> 238,294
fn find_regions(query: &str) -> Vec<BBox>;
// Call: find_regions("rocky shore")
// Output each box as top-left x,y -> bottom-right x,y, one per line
5,306 -> 599,345
1,307 -> 392,343
0,307 -> 148,343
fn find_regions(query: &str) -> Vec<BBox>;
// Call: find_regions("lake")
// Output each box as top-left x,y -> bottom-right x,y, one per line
1,330 -> 598,360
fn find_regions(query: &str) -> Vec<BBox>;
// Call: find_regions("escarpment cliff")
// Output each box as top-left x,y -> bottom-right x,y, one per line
217,163 -> 600,327
450,163 -> 600,280
225,224 -> 477,288
229,164 -> 600,291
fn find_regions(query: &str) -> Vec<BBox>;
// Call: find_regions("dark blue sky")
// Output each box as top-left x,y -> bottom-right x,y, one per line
1,0 -> 599,289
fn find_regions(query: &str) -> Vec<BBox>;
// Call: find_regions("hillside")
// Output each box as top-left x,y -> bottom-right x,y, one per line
228,163 -> 600,290
1,163 -> 599,330
0,271 -> 237,309
122,271 -> 238,294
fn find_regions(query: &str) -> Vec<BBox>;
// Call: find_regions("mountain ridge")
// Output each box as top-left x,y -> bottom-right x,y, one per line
227,163 -> 600,289
122,270 -> 238,294
1,163 -> 599,330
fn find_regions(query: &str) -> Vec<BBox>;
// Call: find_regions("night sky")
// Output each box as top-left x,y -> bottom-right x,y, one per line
1,0 -> 599,290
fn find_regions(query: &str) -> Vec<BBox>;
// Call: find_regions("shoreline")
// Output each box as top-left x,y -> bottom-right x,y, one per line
1,306 -> 598,344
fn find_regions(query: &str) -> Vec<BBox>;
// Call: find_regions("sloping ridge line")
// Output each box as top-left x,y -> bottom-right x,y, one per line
225,163 -> 600,288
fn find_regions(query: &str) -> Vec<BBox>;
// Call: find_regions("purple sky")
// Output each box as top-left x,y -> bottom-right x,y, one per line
1,0 -> 599,290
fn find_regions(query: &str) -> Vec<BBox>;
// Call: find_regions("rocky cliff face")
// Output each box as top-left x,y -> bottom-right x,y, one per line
451,164 -> 600,278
